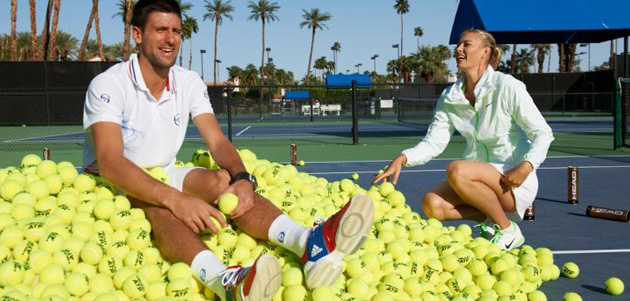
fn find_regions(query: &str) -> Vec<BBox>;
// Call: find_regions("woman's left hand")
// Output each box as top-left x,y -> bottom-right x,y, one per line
500,161 -> 533,189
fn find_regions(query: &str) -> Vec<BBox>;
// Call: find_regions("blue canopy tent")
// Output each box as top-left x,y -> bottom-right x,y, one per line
326,74 -> 371,89
450,0 -> 630,44
283,90 -> 310,101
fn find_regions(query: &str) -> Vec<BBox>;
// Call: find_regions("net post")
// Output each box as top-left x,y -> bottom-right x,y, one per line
352,80 -> 358,145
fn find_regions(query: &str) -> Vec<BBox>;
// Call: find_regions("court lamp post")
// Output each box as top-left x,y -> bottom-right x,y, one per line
266,47 -> 271,64
355,63 -> 362,74
392,44 -> 400,82
371,54 -> 379,73
576,52 -> 587,71
580,43 -> 591,71
215,59 -> 222,82
199,49 -> 206,80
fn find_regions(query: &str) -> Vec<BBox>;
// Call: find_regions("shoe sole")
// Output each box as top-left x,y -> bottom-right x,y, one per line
248,254 -> 282,301
305,194 -> 374,288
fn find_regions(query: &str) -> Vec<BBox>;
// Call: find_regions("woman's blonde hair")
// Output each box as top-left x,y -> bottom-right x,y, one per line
460,29 -> 501,70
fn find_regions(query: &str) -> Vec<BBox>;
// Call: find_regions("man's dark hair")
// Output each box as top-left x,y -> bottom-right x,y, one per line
132,0 -> 182,30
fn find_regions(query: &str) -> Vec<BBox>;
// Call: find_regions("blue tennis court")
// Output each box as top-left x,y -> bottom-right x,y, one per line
297,155 -> 630,300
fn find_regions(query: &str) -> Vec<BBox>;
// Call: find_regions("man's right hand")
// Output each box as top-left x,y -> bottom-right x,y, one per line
168,195 -> 227,234
372,154 -> 407,185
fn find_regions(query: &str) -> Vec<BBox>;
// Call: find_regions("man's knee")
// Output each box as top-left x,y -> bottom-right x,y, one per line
446,160 -> 473,186
423,193 -> 445,220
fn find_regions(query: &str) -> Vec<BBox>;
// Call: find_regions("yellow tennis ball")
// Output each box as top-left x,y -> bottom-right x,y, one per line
124,249 -> 146,269
53,248 -> 79,270
312,286 -> 335,301
138,264 -> 163,283
123,274 -> 149,298
387,190 -> 406,208
89,273 -> 115,295
218,193 -> 239,215
282,267 -> 303,286
80,241 -> 104,265
1,180 -> 24,201
58,166 -> 79,186
167,262 -> 193,281
74,174 -> 96,192
528,290 -> 548,301
298,160 -> 305,166
126,229 -> 151,250
562,262 -> 579,279
93,199 -> 116,220
146,281 -> 168,301
563,292 -> 582,301
283,285 -> 307,301
379,182 -> 395,197
218,228 -> 238,248
0,260 -> 25,286
65,271 -> 90,297
98,254 -> 123,276
11,203 -> 35,221
27,179 -> 50,199
36,160 -> 58,178
166,278 -> 192,300
73,262 -> 97,278
40,263 -> 65,284
43,174 -> 63,195
21,154 -> 42,168
0,225 -> 24,249
113,266 -> 136,289
606,277 -> 624,295
40,283 -> 69,300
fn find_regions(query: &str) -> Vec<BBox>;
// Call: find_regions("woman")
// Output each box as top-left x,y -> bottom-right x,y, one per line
373,29 -> 553,250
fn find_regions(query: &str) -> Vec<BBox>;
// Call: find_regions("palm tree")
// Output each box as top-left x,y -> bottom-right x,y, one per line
11,0 -> 17,61
531,44 -> 551,73
181,16 -> 199,70
113,0 -> 136,60
175,0 -> 193,66
300,8 -> 332,85
48,0 -> 62,61
247,0 -> 280,87
52,31 -> 78,61
510,44 -> 517,73
79,0 -> 103,60
414,26 -> 423,51
314,56 -> 327,81
517,48 -> 534,74
39,0 -> 53,60
394,0 -> 409,82
411,45 -> 451,83
227,65 -> 243,82
203,0 -> 235,84
331,42 -> 341,74
29,0 -> 38,60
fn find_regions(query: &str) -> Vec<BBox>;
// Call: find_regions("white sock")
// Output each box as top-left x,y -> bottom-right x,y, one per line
191,250 -> 227,299
268,214 -> 310,257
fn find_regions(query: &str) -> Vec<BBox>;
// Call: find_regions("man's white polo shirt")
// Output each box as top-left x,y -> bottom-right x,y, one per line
83,54 -> 213,173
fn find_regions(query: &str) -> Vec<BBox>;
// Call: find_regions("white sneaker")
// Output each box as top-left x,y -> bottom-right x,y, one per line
301,194 -> 374,289
474,220 -> 495,240
220,254 -> 282,301
490,221 -> 525,250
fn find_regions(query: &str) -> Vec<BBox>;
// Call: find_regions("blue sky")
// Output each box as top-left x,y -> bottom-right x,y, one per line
2,0 -> 621,81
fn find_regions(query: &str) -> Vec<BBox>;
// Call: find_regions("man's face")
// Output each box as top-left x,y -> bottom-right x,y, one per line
132,12 -> 181,70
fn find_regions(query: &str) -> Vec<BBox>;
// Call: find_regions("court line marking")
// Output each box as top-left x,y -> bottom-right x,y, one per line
235,126 -> 252,137
308,165 -> 630,175
289,155 -> 630,165
2,131 -> 85,143
553,249 -> 630,255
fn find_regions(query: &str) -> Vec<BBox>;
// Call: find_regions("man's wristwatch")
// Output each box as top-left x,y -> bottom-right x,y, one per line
232,172 -> 258,188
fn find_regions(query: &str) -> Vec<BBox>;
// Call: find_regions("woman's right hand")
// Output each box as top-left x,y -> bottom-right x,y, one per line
372,154 -> 407,185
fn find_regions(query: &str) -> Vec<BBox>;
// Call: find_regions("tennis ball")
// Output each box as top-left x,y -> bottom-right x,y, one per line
126,229 -> 151,250
11,203 -> 35,220
298,160 -> 305,166
562,262 -> 579,279
351,173 -> 359,181
387,190 -> 406,208
58,166 -> 79,186
89,273 -> 115,295
73,174 -> 96,193
0,225 -> 24,248
21,154 -> 42,168
145,281 -> 168,301
40,263 -> 65,284
52,248 -> 79,270
218,193 -> 239,215
43,174 -> 63,194
312,286 -> 335,301
282,267 -> 303,286
29,249 -> 53,272
124,249 -> 145,269
80,241 -> 104,265
138,264 -> 162,283
283,285 -> 307,301
218,228 -> 238,248
1,180 -> 24,201
148,167 -> 168,183
93,199 -> 116,220
606,277 -> 624,295
36,160 -> 57,178
563,292 -> 582,301
0,260 -> 25,286
168,262 -> 193,281
40,283 -> 70,300
166,277 -> 192,299
27,179 -> 50,199
528,290 -> 548,301
123,274 -> 149,298
98,254 -> 123,276
65,272 -> 90,297
379,182 -> 395,196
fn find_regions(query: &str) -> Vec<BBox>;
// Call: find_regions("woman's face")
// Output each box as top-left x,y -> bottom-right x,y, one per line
455,32 -> 490,71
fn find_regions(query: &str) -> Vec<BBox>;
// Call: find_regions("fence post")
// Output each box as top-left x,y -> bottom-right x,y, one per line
227,88 -> 233,142
310,98 -> 314,122
352,80 -> 358,145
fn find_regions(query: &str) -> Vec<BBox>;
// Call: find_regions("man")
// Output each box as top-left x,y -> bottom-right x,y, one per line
82,0 -> 374,300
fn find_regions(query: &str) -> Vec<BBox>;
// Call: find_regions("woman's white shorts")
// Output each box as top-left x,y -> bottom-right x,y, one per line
490,163 -> 538,221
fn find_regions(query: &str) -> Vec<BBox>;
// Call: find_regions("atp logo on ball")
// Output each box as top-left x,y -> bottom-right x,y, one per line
173,113 -> 181,126
278,231 -> 286,243
100,94 -> 110,103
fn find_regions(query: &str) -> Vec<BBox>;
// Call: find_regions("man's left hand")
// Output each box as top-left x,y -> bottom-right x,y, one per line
500,161 -> 533,189
221,180 -> 255,218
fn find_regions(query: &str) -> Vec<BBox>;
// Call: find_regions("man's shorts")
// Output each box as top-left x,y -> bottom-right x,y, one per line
164,164 -> 204,192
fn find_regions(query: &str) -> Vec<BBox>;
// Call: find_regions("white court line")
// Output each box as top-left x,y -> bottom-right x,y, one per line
299,155 -> 630,164
235,126 -> 252,137
553,249 -> 630,255
3,131 -> 84,143
308,165 -> 630,175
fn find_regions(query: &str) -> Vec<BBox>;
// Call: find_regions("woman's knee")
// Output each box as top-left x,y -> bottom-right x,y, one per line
423,193 -> 446,220
446,160 -> 474,186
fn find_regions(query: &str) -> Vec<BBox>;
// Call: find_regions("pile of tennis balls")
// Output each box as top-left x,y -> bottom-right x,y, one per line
0,149 -> 620,301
